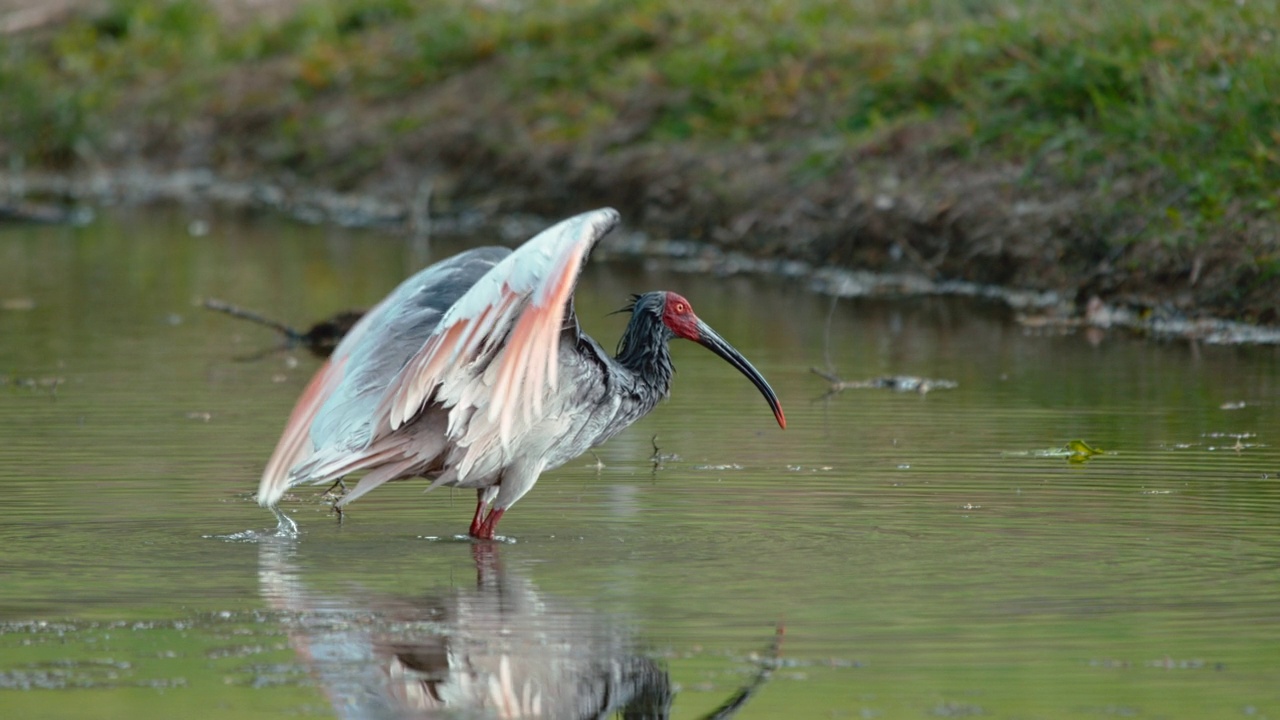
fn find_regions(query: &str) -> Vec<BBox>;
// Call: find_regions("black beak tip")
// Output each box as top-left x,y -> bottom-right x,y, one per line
696,321 -> 786,431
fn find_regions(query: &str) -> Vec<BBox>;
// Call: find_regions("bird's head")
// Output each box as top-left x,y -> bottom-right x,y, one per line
622,291 -> 786,429
621,291 -> 698,341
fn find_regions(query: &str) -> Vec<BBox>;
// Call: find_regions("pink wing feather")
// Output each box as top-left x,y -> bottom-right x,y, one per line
257,356 -> 346,506
379,208 -> 618,449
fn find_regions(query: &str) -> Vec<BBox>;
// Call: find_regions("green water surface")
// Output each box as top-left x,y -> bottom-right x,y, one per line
1,209 -> 1278,718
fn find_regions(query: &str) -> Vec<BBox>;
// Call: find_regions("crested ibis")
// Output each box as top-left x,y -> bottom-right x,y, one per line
257,208 -> 785,539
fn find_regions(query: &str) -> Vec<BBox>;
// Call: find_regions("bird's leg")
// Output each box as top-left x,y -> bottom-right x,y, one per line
468,490 -> 488,538
477,508 -> 505,541
323,479 -> 347,522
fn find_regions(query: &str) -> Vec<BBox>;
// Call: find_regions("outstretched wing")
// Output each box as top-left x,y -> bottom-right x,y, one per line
258,207 -> 621,507
380,207 -> 620,446
257,246 -> 510,507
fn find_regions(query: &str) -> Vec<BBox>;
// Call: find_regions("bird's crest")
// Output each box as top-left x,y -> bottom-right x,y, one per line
611,294 -> 645,316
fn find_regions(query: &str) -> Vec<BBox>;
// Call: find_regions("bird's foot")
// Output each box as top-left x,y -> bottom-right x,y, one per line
322,480 -> 347,522
321,478 -> 348,500
468,508 -> 505,541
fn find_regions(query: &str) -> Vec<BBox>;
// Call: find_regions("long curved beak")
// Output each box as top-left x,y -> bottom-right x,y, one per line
695,320 -> 786,429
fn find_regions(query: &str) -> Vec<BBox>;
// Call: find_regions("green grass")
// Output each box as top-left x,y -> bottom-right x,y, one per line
1,0 -> 1277,241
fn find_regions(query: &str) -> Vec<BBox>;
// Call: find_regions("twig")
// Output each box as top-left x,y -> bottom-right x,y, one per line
810,366 -> 847,389
202,298 -> 303,341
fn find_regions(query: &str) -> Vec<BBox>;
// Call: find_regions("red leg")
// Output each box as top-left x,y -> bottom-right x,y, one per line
468,491 -> 487,538
477,508 -> 505,541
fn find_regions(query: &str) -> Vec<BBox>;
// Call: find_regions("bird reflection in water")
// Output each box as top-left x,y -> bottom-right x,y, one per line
258,541 -> 775,719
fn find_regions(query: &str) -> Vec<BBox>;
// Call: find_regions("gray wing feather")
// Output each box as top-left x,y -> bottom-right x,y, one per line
310,247 -> 511,455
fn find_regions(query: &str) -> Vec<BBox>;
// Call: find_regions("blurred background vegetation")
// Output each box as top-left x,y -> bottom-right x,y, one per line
2,0 -> 1278,316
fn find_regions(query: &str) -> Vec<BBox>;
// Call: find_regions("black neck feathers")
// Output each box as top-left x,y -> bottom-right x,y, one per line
614,293 -> 675,396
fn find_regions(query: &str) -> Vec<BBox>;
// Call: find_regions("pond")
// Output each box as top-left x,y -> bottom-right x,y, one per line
2,208 -> 1278,718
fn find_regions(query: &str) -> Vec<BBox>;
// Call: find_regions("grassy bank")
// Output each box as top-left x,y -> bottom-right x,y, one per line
2,0 -> 1278,318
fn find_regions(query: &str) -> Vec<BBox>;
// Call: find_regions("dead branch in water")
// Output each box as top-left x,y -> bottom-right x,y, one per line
203,298 -> 364,358
810,367 -> 957,395
812,296 -> 956,397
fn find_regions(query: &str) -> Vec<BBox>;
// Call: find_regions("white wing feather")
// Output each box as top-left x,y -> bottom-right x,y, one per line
376,208 -> 619,460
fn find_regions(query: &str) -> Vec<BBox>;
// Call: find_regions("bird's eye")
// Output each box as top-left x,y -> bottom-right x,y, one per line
675,302 -> 686,313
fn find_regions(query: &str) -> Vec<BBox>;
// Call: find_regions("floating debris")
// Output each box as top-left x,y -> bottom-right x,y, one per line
1147,657 -> 1220,671
1,297 -> 35,311
1003,439 -> 1106,463
930,701 -> 985,718
0,199 -> 93,225
1204,432 -> 1263,452
811,367 -> 957,395
0,375 -> 64,395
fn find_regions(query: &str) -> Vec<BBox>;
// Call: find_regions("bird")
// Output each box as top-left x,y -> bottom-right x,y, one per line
257,208 -> 785,539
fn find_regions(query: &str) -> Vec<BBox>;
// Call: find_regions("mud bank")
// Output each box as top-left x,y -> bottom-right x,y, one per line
5,166 -> 1278,346
3,1 -> 1278,333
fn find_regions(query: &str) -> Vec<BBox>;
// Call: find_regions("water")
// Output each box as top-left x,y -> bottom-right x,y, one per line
2,209 -> 1279,718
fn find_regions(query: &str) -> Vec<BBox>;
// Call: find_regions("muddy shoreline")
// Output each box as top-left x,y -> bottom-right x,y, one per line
3,1 -> 1278,341
5,166 -> 1279,345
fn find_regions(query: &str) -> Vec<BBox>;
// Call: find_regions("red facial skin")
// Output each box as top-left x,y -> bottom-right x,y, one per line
661,292 -> 701,340
657,290 -> 786,430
